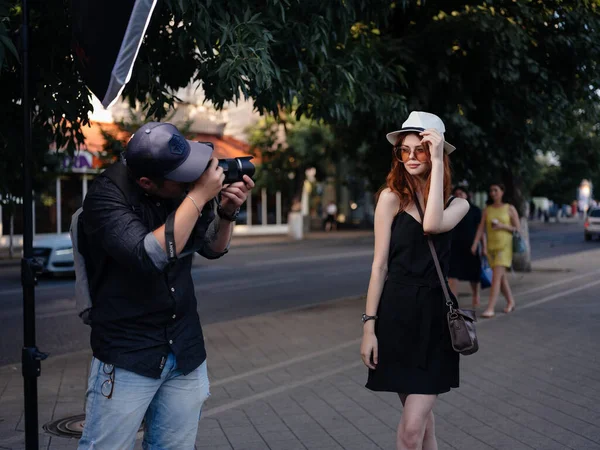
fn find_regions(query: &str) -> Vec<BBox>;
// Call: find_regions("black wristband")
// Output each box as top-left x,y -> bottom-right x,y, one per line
217,205 -> 240,222
165,211 -> 177,263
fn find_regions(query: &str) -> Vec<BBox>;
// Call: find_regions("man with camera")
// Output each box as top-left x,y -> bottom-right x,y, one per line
77,122 -> 254,449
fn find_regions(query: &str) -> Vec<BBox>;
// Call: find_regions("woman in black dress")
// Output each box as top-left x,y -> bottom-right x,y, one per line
448,186 -> 484,308
360,111 -> 469,450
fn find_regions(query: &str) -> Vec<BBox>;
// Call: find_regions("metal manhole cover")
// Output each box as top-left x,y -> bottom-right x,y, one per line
43,415 -> 144,439
43,414 -> 86,438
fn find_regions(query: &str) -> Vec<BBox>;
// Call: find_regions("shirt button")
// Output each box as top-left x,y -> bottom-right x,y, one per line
169,339 -> 173,345
172,314 -> 176,319
156,202 -> 161,207
170,287 -> 175,292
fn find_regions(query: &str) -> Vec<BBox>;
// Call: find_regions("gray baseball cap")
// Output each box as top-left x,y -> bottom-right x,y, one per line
124,122 -> 214,182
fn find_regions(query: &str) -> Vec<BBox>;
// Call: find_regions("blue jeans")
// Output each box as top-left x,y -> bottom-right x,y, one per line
78,354 -> 209,450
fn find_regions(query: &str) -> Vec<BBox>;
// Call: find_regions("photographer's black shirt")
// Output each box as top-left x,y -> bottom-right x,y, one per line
81,164 -> 225,379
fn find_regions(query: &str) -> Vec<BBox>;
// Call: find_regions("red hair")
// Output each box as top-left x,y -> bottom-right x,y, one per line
377,132 -> 452,211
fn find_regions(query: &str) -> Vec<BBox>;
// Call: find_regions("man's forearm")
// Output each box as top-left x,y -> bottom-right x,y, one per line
153,195 -> 206,255
205,215 -> 234,253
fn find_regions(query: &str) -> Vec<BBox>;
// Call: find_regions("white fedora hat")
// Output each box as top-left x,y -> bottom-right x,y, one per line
386,111 -> 456,154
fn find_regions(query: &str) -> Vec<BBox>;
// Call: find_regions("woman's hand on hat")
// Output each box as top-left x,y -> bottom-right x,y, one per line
220,175 -> 255,213
420,128 -> 444,161
191,158 -> 225,203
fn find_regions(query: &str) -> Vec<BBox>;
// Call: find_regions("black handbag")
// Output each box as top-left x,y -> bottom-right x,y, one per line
414,197 -> 479,355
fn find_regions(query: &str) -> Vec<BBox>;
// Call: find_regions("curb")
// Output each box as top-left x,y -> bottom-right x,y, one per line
0,258 -> 20,268
0,231 -> 374,265
230,230 -> 373,248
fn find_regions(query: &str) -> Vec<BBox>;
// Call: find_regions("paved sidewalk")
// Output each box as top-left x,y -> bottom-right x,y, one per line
1,249 -> 600,449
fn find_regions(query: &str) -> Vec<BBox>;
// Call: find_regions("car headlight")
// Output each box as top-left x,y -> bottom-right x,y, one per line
55,247 -> 73,256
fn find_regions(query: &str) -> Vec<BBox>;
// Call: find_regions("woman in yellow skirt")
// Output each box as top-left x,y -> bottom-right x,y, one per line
472,183 -> 520,318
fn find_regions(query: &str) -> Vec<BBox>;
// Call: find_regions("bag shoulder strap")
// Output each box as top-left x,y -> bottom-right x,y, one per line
80,162 -> 143,303
414,196 -> 455,311
101,161 -> 141,209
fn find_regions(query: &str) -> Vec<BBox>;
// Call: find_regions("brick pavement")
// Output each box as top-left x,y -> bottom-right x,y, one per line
1,249 -> 600,449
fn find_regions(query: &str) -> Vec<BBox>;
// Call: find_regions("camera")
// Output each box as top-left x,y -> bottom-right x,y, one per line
215,156 -> 255,185
201,142 -> 255,184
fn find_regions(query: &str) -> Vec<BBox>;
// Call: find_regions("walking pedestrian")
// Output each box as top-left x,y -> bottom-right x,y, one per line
361,111 -> 469,450
471,183 -> 519,318
448,186 -> 484,307
77,122 -> 254,449
324,201 -> 338,231
529,199 -> 536,220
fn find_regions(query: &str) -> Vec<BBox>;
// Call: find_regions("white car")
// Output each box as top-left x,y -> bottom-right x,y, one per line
32,233 -> 75,275
584,208 -> 600,241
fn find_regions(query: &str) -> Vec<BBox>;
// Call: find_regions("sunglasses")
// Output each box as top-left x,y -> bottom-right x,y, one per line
101,363 -> 115,399
393,145 -> 430,163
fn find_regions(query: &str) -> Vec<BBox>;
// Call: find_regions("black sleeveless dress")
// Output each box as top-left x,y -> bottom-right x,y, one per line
366,207 -> 459,395
448,202 -> 482,282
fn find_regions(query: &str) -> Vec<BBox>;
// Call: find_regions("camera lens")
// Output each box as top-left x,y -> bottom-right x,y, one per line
237,157 -> 255,180
196,142 -> 255,184
215,157 -> 255,184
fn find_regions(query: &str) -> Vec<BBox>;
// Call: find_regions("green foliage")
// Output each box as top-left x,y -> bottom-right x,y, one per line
2,0 -> 599,219
532,111 -> 600,204
335,0 -> 600,212
0,0 -> 93,205
125,0 -> 404,124
0,0 -> 404,203
406,1 -> 600,189
0,1 -> 17,70
246,108 -> 334,207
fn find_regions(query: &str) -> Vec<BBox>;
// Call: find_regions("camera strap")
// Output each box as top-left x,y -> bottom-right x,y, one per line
165,211 -> 177,263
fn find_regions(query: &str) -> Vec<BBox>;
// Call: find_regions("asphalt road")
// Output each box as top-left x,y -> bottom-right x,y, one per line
0,220 -> 596,365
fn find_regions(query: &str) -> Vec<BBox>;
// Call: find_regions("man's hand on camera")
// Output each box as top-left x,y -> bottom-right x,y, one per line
220,175 -> 255,214
190,158 -> 225,204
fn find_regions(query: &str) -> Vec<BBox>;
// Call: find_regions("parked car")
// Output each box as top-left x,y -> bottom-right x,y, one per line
584,208 -> 600,241
31,233 -> 75,275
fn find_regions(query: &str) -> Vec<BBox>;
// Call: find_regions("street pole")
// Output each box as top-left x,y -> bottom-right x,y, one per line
21,0 -> 47,448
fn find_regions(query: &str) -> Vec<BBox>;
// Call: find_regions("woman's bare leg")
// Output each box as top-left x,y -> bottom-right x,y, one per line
470,281 -> 480,308
500,272 -> 515,312
448,278 -> 459,299
422,410 -> 438,450
482,266 -> 505,316
396,394 -> 437,450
